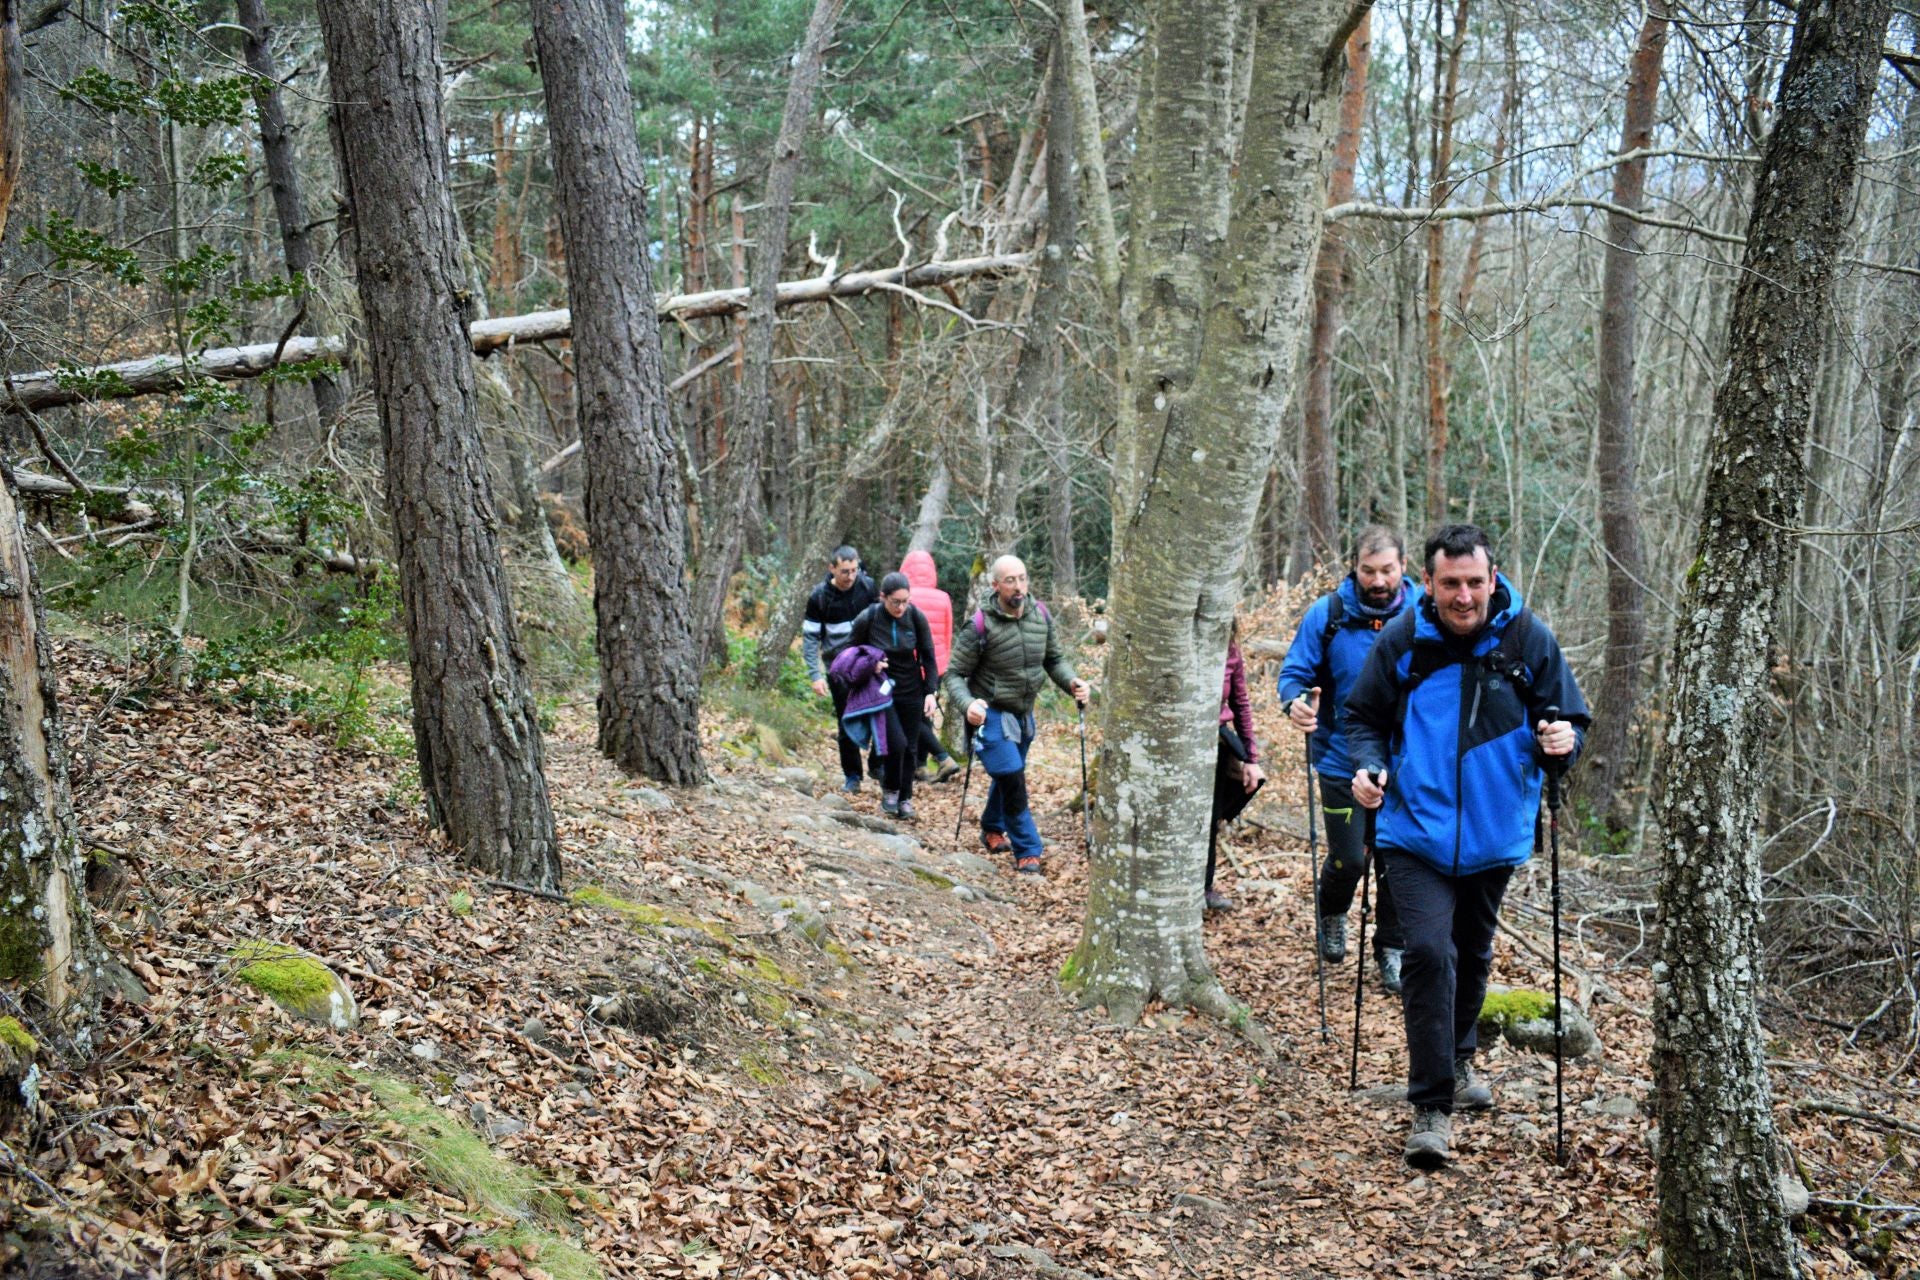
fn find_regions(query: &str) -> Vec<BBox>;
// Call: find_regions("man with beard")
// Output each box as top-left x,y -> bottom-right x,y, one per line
1344,523 -> 1588,1167
1277,526 -> 1421,992
941,555 -> 1089,875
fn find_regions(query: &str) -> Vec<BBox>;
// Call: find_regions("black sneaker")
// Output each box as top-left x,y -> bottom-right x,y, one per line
1204,889 -> 1234,913
1453,1056 -> 1493,1111
1405,1107 -> 1452,1168
1319,915 -> 1348,962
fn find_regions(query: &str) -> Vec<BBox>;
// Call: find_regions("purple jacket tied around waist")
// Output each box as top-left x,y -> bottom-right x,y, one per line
829,644 -> 894,755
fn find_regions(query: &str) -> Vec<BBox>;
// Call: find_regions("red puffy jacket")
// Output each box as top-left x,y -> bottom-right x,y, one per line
899,550 -> 952,674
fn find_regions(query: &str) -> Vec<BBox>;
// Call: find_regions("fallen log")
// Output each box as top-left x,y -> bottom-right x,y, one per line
2,251 -> 1033,416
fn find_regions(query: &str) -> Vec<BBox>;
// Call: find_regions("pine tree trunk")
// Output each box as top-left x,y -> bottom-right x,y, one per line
1586,1 -> 1668,839
317,0 -> 560,888
1421,0 -> 1468,529
235,0 -> 349,432
1651,0 -> 1890,1273
1066,0 -> 1348,1025
531,0 -> 707,785
1300,12 -> 1370,568
688,0 -> 844,668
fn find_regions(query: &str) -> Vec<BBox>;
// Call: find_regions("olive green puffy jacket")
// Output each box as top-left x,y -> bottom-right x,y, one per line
940,595 -> 1078,715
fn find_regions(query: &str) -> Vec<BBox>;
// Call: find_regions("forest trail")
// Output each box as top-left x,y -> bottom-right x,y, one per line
16,638 -> 1910,1279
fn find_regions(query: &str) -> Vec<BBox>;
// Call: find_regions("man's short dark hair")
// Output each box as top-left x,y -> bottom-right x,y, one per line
1352,524 -> 1406,566
1424,523 -> 1495,576
830,545 -> 859,565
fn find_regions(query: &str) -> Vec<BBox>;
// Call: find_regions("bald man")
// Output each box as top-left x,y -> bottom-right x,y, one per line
940,556 -> 1089,875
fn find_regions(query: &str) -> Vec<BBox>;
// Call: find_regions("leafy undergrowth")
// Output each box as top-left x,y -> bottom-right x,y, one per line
2,628 -> 1917,1278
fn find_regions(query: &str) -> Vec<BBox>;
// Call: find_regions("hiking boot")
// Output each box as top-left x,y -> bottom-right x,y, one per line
897,799 -> 917,821
1405,1107 -> 1452,1169
880,791 -> 901,817
934,758 -> 962,783
915,763 -> 937,783
1204,889 -> 1235,914
981,830 -> 1011,855
1378,947 -> 1405,995
841,776 -> 862,795
1454,1056 -> 1493,1111
1319,914 -> 1348,962
1015,855 -> 1044,876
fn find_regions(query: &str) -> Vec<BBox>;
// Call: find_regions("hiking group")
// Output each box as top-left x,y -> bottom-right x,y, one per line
803,520 -> 1589,1168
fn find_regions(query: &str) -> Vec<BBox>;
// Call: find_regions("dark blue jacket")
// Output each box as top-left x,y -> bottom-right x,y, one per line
1276,575 -> 1424,781
1341,575 -> 1590,876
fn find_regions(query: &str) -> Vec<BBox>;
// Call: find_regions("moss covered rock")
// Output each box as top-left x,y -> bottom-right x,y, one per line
1478,983 -> 1598,1058
231,942 -> 357,1030
0,1015 -> 36,1075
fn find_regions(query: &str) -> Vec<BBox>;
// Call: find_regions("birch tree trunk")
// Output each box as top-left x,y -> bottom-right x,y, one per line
236,0 -> 349,432
1586,1 -> 1668,838
688,0 -> 844,668
1300,11 -> 1370,568
317,0 -> 561,889
531,0 -> 707,785
1064,0 -> 1348,1025
1651,0 -> 1890,1273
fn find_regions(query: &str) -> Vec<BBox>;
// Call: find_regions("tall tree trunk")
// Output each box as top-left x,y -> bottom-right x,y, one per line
1421,0 -> 1468,528
236,0 -> 349,432
1651,1 -> 1890,1274
1300,11 -> 1370,567
0,0 -> 104,1063
907,454 -> 951,555
1060,0 -> 1120,313
988,31 -> 1078,562
688,0 -> 845,668
752,406 -> 900,686
1043,379 -> 1078,598
1065,0 -> 1348,1025
531,0 -> 707,785
1586,1 -> 1668,838
317,0 -> 560,888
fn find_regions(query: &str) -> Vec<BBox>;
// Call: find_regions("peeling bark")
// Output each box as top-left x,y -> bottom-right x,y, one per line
1650,0 -> 1891,1274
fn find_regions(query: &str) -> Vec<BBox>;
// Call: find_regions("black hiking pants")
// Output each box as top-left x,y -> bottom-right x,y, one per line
882,685 -> 926,801
1381,849 -> 1513,1113
1316,777 -> 1403,955
1204,742 -> 1265,890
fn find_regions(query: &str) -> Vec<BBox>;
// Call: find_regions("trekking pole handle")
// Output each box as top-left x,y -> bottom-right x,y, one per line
1542,704 -> 1565,807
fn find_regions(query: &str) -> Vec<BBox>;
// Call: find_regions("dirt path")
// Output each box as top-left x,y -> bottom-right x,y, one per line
19,646 -> 1911,1279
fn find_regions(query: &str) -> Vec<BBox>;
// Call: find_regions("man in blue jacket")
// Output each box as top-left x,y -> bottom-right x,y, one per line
1343,524 -> 1588,1169
1277,525 -> 1420,992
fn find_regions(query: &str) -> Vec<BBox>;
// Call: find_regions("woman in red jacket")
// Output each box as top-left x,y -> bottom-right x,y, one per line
1207,622 -> 1268,913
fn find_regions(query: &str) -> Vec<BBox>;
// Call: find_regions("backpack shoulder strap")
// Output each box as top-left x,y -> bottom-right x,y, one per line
1487,608 -> 1536,695
1321,592 -> 1344,644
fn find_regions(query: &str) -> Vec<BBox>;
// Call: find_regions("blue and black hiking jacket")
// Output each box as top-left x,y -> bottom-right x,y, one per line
1341,575 -> 1590,876
1276,575 -> 1424,781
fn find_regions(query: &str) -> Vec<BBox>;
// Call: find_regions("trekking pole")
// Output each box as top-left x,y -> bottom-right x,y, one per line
954,722 -> 977,842
1077,701 -> 1093,858
1349,774 -> 1379,1088
1307,758 -> 1330,1042
1544,704 -> 1568,1167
